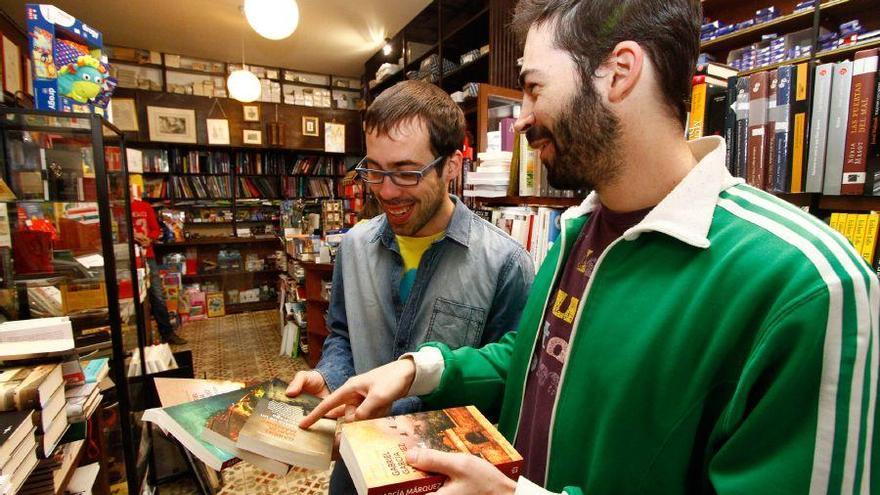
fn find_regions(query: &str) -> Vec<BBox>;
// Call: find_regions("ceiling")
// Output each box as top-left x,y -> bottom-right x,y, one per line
0,0 -> 432,77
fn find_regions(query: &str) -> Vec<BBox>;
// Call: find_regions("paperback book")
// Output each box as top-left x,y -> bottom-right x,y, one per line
340,406 -> 523,495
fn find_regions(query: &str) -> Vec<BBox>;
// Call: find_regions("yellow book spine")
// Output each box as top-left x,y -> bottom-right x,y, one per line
844,214 -> 857,246
830,212 -> 842,233
862,213 -> 880,265
854,214 -> 868,258
688,83 -> 707,141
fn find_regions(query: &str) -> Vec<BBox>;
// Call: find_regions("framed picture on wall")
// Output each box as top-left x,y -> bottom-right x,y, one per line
147,106 -> 197,143
206,118 -> 230,145
109,98 -> 139,131
243,129 -> 262,145
243,105 -> 260,122
324,122 -> 345,153
2,36 -> 22,95
302,116 -> 319,137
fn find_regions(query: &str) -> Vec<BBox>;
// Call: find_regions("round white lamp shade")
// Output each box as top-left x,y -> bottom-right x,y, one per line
244,0 -> 300,40
227,69 -> 262,102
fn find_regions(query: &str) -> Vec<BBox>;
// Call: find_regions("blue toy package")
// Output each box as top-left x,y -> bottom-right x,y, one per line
755,7 -> 779,24
794,0 -> 816,12
25,4 -> 116,114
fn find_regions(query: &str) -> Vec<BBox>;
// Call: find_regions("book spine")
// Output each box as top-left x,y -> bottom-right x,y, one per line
766,70 -> 780,191
854,214 -> 869,257
771,67 -> 792,192
688,82 -> 708,140
735,77 -> 751,179
863,213 -> 880,264
806,63 -> 834,192
824,61 -> 854,195
724,77 -> 739,173
705,86 -> 728,137
865,62 -> 880,196
748,71 -> 771,190
841,49 -> 879,195
789,62 -> 812,193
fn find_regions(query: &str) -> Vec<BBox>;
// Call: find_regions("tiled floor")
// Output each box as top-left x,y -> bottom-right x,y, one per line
160,310 -> 332,495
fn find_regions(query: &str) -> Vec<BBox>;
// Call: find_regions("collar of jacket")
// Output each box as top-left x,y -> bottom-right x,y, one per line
371,194 -> 472,249
561,136 -> 744,249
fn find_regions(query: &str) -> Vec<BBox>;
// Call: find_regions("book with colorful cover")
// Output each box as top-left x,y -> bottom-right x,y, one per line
235,391 -> 335,471
201,378 -> 316,475
142,380 -> 251,471
340,405 -> 523,495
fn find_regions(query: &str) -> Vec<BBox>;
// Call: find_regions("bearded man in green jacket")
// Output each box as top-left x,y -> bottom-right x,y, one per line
301,1 -> 879,494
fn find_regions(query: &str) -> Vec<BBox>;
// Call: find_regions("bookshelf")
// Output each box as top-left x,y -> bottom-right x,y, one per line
136,145 -> 361,324
107,46 -> 364,110
0,109 -> 149,495
365,0 -> 519,101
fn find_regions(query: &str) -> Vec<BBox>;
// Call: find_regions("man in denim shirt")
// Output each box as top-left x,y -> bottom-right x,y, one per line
286,80 -> 534,494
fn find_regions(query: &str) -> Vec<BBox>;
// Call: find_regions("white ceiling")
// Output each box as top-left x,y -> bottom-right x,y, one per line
0,0 -> 431,77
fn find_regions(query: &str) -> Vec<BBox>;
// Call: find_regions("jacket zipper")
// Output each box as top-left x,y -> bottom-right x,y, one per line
542,233 -> 627,485
511,217 -> 571,448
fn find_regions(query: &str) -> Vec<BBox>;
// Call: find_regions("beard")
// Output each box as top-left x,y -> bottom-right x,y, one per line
526,81 -> 622,190
380,172 -> 448,237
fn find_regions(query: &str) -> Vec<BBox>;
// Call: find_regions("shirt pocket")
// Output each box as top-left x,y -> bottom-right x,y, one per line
426,297 -> 487,349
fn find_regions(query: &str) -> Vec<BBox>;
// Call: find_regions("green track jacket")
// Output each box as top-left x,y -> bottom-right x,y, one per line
418,137 -> 879,495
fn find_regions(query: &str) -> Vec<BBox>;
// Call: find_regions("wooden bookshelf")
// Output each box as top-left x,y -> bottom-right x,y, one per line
182,269 -> 282,282
470,195 -> 583,208
155,237 -> 281,247
226,301 -> 277,314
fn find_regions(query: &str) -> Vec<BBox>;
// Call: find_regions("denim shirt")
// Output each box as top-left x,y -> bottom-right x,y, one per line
315,195 -> 534,414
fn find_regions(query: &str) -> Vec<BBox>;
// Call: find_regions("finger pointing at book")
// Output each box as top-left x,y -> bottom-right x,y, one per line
299,359 -> 416,429
405,448 -> 517,495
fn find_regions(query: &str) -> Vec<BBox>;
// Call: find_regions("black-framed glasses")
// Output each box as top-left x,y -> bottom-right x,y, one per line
354,155 -> 446,187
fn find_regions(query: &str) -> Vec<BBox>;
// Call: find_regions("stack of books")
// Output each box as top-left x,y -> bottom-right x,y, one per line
464,151 -> 513,198
0,362 -> 68,460
0,411 -> 39,495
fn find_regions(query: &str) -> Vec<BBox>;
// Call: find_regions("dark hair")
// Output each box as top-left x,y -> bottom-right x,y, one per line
364,80 -> 466,161
512,0 -> 701,124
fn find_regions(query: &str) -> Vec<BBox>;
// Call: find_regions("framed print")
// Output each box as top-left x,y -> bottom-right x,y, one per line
2,36 -> 21,95
324,122 -> 345,153
109,98 -> 139,131
147,106 -> 197,143
243,129 -> 262,145
206,118 -> 230,145
302,116 -> 319,137
243,104 -> 260,122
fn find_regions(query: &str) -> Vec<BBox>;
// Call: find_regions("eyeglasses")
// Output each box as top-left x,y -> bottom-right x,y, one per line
354,155 -> 446,187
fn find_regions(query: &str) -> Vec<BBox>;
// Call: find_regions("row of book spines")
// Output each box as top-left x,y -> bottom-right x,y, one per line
829,212 -> 880,265
169,151 -> 232,174
288,157 -> 346,176
284,178 -> 336,197
237,177 -> 280,198
171,176 -> 232,199
691,49 -> 880,195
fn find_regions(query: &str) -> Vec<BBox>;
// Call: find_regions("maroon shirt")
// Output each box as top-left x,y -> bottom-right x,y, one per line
515,203 -> 651,483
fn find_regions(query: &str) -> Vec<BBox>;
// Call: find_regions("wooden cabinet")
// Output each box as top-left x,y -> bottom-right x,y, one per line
299,261 -> 334,368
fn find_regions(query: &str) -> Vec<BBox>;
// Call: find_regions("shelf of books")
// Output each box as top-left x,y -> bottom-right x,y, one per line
0,109 -> 150,495
689,0 -> 880,275
129,145 -> 363,327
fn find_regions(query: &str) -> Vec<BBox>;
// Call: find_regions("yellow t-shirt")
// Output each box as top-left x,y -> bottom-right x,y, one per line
396,231 -> 446,301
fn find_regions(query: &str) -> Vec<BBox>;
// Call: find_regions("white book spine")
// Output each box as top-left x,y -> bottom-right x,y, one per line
806,63 -> 834,192
823,60 -> 854,195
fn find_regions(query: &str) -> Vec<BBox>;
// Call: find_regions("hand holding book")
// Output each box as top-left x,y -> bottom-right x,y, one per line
299,359 -> 416,429
404,447 -> 517,495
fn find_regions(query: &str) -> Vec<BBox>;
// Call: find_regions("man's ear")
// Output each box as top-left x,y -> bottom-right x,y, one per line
444,150 -> 464,183
600,40 -> 644,104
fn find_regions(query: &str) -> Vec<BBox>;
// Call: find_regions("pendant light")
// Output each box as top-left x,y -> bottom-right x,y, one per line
244,0 -> 300,40
228,8 -> 262,103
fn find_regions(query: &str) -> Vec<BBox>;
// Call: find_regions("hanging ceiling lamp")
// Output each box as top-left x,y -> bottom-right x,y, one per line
244,0 -> 300,40
227,69 -> 261,102
228,7 -> 262,102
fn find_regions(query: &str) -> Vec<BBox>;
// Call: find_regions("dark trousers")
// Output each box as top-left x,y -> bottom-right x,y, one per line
147,258 -> 174,339
329,461 -> 357,495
